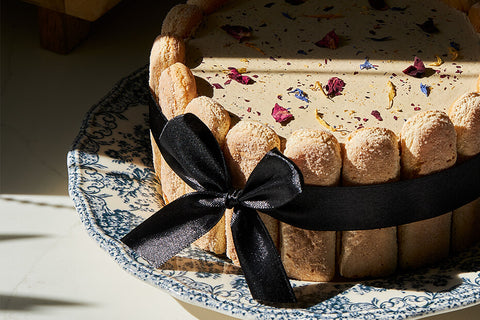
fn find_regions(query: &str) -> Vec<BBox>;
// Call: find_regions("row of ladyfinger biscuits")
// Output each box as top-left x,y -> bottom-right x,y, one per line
149,0 -> 480,281
153,71 -> 480,280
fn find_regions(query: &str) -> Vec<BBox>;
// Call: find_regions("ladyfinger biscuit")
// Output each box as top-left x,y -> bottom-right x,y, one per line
399,110 -> 457,270
448,92 -> 480,160
448,92 -> 480,252
184,96 -> 231,254
157,62 -> 197,120
161,4 -> 204,39
339,127 -> 400,278
187,0 -> 228,15
281,129 -> 341,281
442,0 -> 476,12
149,34 -> 186,99
184,96 -> 231,146
468,2 -> 480,32
223,120 -> 281,265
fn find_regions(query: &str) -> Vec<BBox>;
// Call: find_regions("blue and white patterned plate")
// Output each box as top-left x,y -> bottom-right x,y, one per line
67,67 -> 480,320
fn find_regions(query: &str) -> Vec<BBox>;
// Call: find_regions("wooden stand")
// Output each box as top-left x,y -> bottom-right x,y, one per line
38,7 -> 91,54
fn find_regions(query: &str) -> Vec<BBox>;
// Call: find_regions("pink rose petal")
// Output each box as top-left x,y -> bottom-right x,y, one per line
272,103 -> 293,123
228,67 -> 255,84
403,56 -> 426,77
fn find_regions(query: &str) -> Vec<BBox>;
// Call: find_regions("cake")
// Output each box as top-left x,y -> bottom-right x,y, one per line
148,0 -> 480,282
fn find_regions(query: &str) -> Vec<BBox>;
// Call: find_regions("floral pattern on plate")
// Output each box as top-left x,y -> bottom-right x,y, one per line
67,66 -> 480,319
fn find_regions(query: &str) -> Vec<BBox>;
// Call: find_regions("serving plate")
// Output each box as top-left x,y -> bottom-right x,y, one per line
67,67 -> 480,319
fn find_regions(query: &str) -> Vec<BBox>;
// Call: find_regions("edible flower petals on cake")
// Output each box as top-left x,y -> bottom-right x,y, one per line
420,83 -> 430,97
288,88 -> 310,102
221,25 -> 252,42
371,110 -> 383,121
360,58 -> 378,70
387,81 -> 396,109
315,30 -> 339,49
272,103 -> 293,123
325,77 -> 345,97
417,18 -> 439,34
429,55 -> 444,66
403,56 -> 426,77
228,67 -> 255,84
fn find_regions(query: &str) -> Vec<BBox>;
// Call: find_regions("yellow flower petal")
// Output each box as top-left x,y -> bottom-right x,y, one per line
449,47 -> 459,61
315,109 -> 336,131
387,81 -> 396,109
428,55 -> 444,66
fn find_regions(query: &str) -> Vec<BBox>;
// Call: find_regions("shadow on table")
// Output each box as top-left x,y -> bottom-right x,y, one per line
0,294 -> 93,311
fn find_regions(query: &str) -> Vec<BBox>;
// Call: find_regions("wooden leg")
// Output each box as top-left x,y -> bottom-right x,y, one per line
38,7 -> 91,54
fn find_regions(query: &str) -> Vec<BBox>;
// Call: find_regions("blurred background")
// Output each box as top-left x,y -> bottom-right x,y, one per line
1,0 -> 180,196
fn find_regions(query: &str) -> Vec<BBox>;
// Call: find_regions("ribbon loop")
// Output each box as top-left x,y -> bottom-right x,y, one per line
159,113 -> 231,193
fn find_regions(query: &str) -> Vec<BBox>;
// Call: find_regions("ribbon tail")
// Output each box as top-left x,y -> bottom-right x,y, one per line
122,192 -> 225,268
230,207 -> 296,304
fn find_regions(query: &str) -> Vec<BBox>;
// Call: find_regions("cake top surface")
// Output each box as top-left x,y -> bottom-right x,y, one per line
186,0 -> 480,141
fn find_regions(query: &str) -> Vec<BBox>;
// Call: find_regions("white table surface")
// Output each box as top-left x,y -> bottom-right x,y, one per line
1,0 -> 479,319
1,194 -> 479,320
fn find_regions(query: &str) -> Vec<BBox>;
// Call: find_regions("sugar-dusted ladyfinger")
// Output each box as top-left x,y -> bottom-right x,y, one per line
399,110 -> 457,269
184,96 -> 231,254
157,62 -> 197,120
339,127 -> 400,278
149,34 -> 186,99
187,0 -> 228,15
442,0 -> 477,13
161,4 -> 204,39
223,120 -> 281,265
468,2 -> 480,32
448,92 -> 480,252
281,129 -> 342,281
184,96 -> 231,145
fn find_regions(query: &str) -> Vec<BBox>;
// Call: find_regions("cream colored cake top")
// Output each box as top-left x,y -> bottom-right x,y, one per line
186,0 -> 480,142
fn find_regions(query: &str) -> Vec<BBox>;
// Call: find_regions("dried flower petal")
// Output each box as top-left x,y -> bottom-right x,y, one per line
228,67 -> 255,84
360,58 -> 378,70
449,46 -> 459,60
387,81 -> 396,109
403,56 -> 426,77
288,88 -> 310,102
221,25 -> 252,42
417,18 -> 439,34
428,55 -> 444,66
420,83 -> 430,97
371,110 -> 383,121
244,42 -> 266,55
286,0 -> 306,5
450,41 -> 460,51
272,103 -> 293,123
315,30 -> 339,49
325,77 -> 345,97
212,83 -> 224,89
303,14 -> 343,19
315,109 -> 336,131
368,36 -> 393,41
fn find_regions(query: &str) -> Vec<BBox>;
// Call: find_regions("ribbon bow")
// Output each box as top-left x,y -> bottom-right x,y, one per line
122,112 -> 303,303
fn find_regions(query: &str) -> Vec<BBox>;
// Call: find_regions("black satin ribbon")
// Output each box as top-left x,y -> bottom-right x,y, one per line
269,154 -> 480,230
123,111 -> 303,303
123,93 -> 480,304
